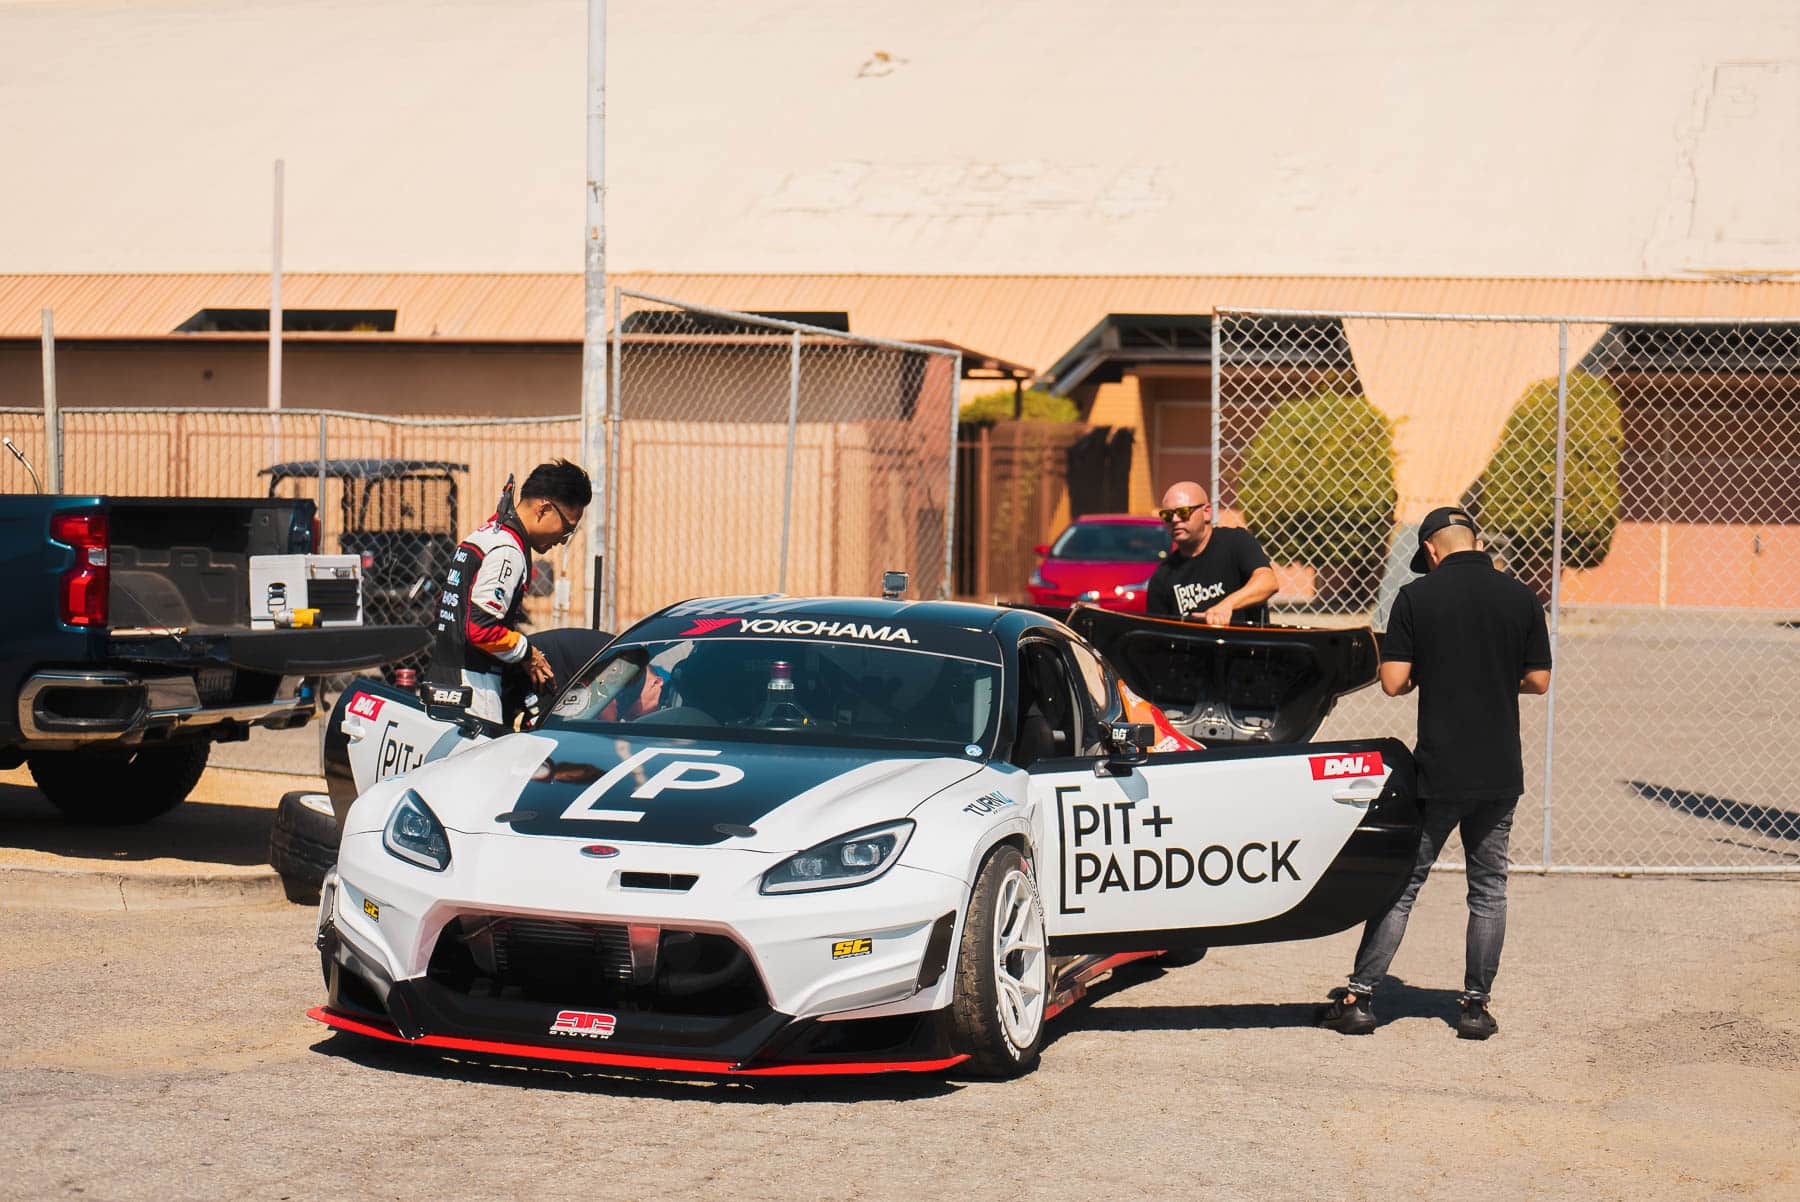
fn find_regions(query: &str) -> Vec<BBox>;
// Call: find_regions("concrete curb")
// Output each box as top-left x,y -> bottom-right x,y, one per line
0,863 -> 290,910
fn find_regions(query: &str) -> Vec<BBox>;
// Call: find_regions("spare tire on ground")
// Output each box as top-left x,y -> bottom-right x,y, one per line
268,789 -> 341,904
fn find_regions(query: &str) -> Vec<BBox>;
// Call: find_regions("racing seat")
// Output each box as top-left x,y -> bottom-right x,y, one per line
1011,705 -> 1059,769
1010,648 -> 1072,769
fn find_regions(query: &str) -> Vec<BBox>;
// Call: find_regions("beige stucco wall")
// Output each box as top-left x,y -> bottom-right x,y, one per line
2,0 -> 1796,278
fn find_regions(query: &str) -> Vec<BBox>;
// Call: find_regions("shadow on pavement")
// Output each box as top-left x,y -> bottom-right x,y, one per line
0,779 -> 274,868
1048,968 -> 1464,1043
309,1032 -> 964,1102
1630,780 -> 1800,841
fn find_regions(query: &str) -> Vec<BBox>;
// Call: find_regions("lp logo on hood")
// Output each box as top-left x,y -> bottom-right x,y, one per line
559,747 -> 745,823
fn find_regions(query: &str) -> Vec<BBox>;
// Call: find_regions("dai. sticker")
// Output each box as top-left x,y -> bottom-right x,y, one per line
1309,752 -> 1384,781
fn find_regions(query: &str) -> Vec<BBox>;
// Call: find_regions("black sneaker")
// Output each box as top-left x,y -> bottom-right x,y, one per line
1315,987 -> 1378,1035
1456,997 -> 1499,1040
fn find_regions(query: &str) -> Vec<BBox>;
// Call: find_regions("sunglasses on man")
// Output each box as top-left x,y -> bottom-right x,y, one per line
1158,504 -> 1205,524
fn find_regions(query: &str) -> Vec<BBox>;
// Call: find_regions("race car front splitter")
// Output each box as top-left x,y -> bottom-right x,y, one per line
307,1005 -> 970,1078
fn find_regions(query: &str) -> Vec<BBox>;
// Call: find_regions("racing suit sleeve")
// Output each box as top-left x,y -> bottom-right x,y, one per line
465,540 -> 530,664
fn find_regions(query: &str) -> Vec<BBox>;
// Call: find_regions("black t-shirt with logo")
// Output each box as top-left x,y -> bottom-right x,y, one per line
1145,526 -> 1273,625
1381,550 -> 1553,802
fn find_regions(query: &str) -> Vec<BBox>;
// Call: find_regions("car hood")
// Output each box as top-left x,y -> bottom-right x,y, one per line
392,729 -> 983,851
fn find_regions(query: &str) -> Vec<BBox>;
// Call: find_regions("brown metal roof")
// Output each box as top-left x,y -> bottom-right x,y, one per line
6,273 -> 1800,372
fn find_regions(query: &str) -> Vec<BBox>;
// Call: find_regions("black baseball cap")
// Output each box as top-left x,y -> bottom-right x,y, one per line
1410,507 -> 1478,573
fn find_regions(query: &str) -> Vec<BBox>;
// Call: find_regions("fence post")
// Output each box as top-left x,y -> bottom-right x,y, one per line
1209,313 -> 1222,506
316,414 -> 328,549
778,329 -> 800,593
40,309 -> 61,493
605,286 -> 624,631
976,425 -> 992,597
1542,321 -> 1571,869
942,352 -> 961,599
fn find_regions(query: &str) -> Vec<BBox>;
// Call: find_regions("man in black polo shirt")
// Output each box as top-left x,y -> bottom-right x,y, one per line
1145,481 -> 1278,626
1316,507 -> 1552,1040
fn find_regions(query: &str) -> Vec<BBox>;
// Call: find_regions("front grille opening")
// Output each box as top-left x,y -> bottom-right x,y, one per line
427,917 -> 768,1017
619,871 -> 697,892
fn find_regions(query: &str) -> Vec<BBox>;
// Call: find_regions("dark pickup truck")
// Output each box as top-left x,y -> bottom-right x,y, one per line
0,493 -> 429,823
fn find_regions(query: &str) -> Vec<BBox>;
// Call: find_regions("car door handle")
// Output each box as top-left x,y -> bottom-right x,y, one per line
1332,787 -> 1381,806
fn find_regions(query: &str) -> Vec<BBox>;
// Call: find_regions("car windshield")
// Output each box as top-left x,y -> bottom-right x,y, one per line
544,638 -> 1001,755
1050,522 -> 1169,562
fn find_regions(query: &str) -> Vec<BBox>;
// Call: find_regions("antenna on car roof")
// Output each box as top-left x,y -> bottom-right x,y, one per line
881,570 -> 908,600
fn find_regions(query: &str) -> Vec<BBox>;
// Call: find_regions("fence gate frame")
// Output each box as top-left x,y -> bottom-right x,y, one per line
1212,306 -> 1800,876
603,290 -> 962,631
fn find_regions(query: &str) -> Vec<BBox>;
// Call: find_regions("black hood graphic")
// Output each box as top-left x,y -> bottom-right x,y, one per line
505,732 -> 924,846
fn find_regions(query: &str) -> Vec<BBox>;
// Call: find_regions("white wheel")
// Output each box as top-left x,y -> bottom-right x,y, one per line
951,845 -> 1049,1076
991,866 -> 1048,1051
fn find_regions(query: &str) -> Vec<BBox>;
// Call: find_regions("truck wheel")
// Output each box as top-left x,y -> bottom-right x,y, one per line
950,844 -> 1049,1078
268,791 -> 341,905
26,743 -> 210,824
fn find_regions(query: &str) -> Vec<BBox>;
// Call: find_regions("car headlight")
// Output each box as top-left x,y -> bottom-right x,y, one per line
382,789 -> 452,872
760,820 -> 914,894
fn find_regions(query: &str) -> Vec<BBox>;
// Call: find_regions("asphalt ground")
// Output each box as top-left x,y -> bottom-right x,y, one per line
1,868 -> 1794,1201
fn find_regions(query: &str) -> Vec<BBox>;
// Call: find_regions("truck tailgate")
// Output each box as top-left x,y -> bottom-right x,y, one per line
106,626 -> 431,675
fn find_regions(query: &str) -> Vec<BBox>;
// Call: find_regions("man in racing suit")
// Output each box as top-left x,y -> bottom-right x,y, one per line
423,458 -> 592,726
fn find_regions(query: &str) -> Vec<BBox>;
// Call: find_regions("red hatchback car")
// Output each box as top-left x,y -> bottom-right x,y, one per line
1026,514 -> 1170,613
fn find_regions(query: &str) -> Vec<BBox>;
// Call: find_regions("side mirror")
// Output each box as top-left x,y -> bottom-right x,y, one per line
1033,544 -> 1051,556
1096,722 -> 1155,776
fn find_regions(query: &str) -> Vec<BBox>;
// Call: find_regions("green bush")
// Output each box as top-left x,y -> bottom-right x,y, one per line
1474,371 -> 1623,571
1237,387 -> 1398,569
958,388 -> 1079,425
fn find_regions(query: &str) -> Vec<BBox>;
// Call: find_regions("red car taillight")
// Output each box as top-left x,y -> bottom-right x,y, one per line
50,510 -> 109,627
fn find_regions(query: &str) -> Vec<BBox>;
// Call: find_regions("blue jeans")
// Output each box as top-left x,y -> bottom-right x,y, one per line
1348,796 -> 1517,1002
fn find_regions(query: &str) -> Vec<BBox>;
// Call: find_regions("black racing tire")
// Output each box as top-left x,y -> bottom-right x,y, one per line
268,790 -> 342,905
949,844 -> 1050,1078
26,742 -> 210,825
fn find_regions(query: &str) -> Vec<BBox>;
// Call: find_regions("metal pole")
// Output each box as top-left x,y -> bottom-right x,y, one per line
778,329 -> 800,592
942,352 -> 962,598
40,309 -> 61,492
1209,314 -> 1222,506
605,286 -> 623,631
1542,322 -> 1571,869
316,413 -> 328,548
269,159 -> 284,462
269,159 -> 283,412
580,0 -> 608,531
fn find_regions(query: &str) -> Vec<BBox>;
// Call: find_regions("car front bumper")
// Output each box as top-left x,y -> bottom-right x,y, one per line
315,831 -> 972,1074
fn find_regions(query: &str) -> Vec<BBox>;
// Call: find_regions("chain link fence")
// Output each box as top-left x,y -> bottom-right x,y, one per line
0,406 -> 585,636
1214,310 -> 1800,873
602,291 -> 960,628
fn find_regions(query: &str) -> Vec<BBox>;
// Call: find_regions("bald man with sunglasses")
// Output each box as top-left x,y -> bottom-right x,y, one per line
1145,482 -> 1279,626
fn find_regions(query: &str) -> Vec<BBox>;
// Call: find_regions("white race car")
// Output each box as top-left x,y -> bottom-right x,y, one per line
310,596 -> 1418,1078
